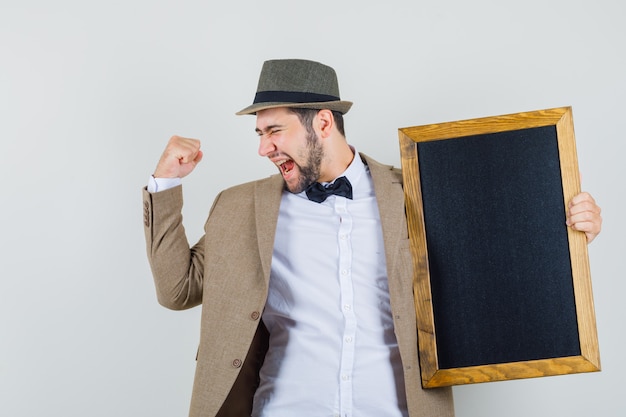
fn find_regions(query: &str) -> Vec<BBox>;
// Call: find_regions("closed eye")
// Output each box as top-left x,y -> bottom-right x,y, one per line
256,126 -> 285,138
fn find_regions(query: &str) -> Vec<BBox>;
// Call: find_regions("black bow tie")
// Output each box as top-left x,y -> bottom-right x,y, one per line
305,176 -> 353,203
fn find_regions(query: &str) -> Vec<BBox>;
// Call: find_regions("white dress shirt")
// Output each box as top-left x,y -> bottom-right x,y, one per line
252,151 -> 408,417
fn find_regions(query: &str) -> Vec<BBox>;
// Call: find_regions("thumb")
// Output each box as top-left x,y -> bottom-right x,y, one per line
194,150 -> 204,165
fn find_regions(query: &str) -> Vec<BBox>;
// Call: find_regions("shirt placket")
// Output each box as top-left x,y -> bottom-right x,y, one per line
335,197 -> 355,417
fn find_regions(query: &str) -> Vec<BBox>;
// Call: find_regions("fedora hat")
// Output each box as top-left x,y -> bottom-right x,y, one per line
236,59 -> 353,115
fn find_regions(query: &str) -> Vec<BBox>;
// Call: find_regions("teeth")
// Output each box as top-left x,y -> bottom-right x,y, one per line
274,158 -> 290,175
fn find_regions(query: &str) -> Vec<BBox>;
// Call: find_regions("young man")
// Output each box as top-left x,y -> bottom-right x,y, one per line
143,59 -> 602,417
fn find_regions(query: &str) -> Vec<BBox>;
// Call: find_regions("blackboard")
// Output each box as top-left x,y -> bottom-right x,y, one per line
399,107 -> 600,387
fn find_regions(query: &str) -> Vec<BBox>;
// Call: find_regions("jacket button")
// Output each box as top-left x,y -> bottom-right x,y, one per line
250,311 -> 260,320
143,202 -> 150,227
232,359 -> 242,368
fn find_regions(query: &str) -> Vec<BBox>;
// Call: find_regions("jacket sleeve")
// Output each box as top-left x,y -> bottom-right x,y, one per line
142,185 -> 220,310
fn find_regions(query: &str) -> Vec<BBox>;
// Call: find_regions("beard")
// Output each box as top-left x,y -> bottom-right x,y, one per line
285,129 -> 324,194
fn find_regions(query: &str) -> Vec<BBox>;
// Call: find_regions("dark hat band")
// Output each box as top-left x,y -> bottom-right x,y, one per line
253,90 -> 340,105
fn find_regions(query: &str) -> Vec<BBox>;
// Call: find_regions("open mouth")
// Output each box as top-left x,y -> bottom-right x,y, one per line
278,159 -> 295,175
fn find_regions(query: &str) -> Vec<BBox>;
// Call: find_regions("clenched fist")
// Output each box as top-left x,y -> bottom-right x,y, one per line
154,135 -> 203,179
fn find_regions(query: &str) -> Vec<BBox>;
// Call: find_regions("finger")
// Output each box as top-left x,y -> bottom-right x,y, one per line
569,217 -> 601,233
193,149 -> 204,165
567,213 -> 602,244
568,192 -> 601,217
572,222 -> 600,243
568,201 -> 601,218
568,191 -> 596,208
566,208 -> 601,227
171,136 -> 201,162
178,146 -> 203,167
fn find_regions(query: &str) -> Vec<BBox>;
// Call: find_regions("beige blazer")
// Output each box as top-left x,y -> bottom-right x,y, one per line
143,153 -> 454,417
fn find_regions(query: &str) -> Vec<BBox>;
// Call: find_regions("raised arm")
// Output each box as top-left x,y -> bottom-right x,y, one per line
143,136 -> 206,310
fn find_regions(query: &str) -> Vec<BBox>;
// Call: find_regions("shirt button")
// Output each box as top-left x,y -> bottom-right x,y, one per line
345,336 -> 353,343
232,359 -> 242,368
341,374 -> 349,381
341,269 -> 348,276
343,304 -> 351,311
250,311 -> 260,320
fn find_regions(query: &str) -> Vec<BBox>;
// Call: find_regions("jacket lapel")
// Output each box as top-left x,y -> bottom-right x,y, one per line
361,153 -> 408,276
254,174 -> 285,284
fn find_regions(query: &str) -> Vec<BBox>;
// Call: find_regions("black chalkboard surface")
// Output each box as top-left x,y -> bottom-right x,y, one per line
399,107 -> 600,388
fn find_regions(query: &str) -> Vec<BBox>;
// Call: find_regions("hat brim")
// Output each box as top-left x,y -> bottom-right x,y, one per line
236,100 -> 352,116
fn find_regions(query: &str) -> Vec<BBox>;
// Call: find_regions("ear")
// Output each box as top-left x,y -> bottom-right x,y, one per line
315,109 -> 334,138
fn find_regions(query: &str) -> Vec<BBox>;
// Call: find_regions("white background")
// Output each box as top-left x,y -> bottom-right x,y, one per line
1,1 -> 624,416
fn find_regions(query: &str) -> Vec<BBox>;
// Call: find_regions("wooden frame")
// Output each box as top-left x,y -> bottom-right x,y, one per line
399,107 -> 600,388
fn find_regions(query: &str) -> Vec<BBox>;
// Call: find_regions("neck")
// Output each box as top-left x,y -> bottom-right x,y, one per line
318,142 -> 354,182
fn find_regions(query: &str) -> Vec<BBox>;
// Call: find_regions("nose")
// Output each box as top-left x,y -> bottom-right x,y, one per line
258,134 -> 276,157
